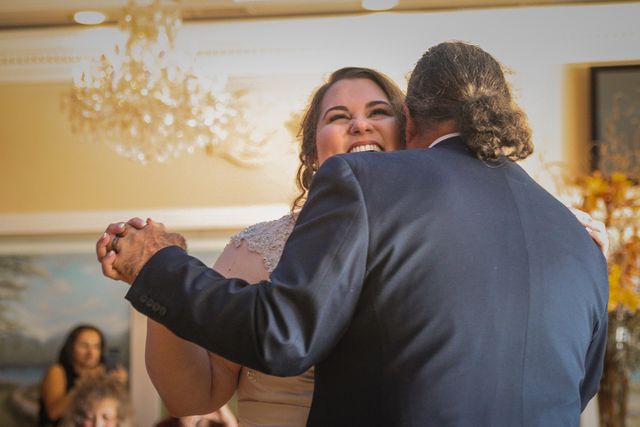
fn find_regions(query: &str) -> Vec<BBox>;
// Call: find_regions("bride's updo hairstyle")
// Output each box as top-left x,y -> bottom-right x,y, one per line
292,67 -> 405,211
405,41 -> 533,162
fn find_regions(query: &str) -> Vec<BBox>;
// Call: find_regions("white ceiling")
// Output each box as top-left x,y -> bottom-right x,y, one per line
0,0 -> 636,29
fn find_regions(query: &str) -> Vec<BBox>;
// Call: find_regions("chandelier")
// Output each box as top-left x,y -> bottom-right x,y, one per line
69,0 -> 269,165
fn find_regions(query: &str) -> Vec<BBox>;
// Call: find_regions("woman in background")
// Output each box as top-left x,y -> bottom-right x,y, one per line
38,324 -> 127,427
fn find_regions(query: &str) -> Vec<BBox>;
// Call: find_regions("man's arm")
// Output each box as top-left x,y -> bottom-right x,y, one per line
580,307 -> 608,410
144,240 -> 269,415
123,156 -> 370,375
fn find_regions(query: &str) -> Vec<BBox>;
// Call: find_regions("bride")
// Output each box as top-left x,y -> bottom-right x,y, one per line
145,67 -> 405,427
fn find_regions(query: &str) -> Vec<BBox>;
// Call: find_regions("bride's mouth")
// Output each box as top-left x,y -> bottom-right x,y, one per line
348,143 -> 383,153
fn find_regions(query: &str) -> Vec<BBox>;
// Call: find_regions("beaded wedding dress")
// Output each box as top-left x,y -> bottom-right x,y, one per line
230,214 -> 315,427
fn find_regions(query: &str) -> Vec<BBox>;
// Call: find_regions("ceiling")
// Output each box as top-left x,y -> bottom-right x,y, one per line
0,0 -> 635,29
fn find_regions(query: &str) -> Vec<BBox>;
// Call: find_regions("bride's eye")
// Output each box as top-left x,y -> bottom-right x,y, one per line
328,113 -> 349,122
370,108 -> 392,118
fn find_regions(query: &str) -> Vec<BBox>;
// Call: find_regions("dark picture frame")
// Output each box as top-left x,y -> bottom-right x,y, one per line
590,65 -> 640,179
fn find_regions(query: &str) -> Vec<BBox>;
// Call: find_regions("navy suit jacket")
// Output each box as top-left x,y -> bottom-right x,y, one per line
127,137 -> 608,426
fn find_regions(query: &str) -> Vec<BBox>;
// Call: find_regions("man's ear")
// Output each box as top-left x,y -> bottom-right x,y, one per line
403,104 -> 417,147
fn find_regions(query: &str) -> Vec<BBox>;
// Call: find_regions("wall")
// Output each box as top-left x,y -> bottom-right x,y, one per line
0,80 -> 300,213
1,3 -> 639,217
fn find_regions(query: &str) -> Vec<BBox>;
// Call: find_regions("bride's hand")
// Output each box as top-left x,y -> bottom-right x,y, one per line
570,208 -> 608,258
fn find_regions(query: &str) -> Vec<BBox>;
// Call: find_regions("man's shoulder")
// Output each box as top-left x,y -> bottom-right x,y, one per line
339,148 -> 424,161
335,149 -> 431,172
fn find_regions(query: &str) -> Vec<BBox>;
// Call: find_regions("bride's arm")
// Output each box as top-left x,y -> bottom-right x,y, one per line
145,319 -> 239,416
570,208 -> 609,257
145,240 -> 268,416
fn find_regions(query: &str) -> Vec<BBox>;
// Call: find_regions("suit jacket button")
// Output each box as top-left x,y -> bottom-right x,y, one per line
152,302 -> 160,312
140,295 -> 148,303
146,299 -> 154,308
159,307 -> 167,316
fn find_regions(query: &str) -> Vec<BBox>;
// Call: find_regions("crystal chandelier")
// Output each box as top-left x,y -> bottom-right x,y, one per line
69,0 -> 268,165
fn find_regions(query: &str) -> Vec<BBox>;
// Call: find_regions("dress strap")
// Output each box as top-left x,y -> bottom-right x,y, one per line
230,213 -> 297,273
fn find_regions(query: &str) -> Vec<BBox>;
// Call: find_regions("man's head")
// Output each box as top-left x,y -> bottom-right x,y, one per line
404,41 -> 533,161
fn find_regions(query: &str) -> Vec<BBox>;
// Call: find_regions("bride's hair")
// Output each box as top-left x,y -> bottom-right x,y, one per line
405,41 -> 533,162
292,67 -> 405,211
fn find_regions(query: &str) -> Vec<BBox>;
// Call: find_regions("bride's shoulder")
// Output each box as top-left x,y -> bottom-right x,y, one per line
231,213 -> 296,246
228,213 -> 297,273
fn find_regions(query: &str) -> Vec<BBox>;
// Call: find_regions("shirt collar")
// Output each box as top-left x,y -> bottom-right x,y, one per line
428,132 -> 461,148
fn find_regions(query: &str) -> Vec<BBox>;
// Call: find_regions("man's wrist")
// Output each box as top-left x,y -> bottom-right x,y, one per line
132,245 -> 188,288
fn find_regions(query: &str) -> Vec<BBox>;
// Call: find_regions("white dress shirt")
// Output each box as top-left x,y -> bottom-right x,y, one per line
429,132 -> 461,148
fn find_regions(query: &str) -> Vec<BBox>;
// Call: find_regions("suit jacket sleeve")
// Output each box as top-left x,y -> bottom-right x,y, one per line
580,307 -> 608,410
125,155 -> 369,376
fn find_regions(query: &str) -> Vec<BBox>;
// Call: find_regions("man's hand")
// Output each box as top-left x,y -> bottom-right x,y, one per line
112,219 -> 186,284
96,217 -> 186,285
96,217 -> 148,281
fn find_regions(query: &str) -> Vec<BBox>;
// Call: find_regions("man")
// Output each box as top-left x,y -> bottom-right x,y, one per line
98,42 -> 608,426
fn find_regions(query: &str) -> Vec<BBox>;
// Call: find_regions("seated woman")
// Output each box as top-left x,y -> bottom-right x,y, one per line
38,324 -> 127,427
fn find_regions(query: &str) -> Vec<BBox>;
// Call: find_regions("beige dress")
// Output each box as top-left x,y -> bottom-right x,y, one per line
230,214 -> 315,427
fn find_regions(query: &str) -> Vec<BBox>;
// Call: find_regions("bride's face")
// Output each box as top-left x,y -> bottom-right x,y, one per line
315,78 -> 402,167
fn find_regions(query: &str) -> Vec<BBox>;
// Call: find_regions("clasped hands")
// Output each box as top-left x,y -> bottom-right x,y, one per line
96,217 -> 187,285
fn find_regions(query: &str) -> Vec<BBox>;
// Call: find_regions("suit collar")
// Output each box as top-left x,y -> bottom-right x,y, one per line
430,135 -> 508,167
429,134 -> 467,153
428,133 -> 461,148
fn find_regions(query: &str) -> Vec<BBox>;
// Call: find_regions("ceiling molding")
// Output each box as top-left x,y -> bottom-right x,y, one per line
0,204 -> 290,237
0,24 -> 312,82
0,0 -> 635,29
0,2 -> 638,83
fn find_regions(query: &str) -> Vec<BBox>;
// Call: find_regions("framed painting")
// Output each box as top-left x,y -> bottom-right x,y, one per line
590,64 -> 640,180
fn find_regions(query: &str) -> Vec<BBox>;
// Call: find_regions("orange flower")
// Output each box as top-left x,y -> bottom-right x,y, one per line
576,171 -> 640,313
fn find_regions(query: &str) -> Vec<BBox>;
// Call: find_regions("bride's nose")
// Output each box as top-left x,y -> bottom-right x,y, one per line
348,117 -> 373,134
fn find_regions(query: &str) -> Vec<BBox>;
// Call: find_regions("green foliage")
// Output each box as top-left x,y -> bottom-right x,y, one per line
0,256 -> 46,336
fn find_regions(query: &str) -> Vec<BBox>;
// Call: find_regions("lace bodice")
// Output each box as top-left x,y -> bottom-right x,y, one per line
230,213 -> 297,273
229,213 -> 314,427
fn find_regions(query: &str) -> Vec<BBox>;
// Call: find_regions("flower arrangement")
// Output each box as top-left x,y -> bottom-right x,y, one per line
572,170 -> 640,427
577,171 -> 640,313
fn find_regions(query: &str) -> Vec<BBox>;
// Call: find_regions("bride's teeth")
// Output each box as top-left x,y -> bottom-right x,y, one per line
349,144 -> 382,153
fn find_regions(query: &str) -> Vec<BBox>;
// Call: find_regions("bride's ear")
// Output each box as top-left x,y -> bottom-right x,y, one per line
403,104 -> 417,147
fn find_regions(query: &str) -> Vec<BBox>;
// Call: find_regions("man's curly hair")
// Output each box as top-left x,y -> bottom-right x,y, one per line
405,41 -> 533,162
